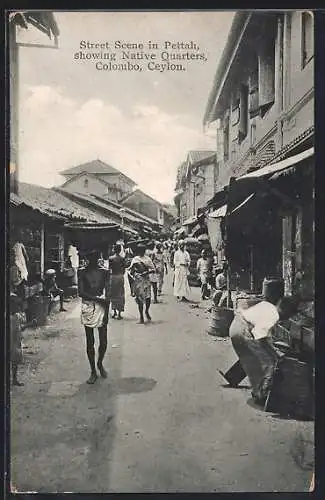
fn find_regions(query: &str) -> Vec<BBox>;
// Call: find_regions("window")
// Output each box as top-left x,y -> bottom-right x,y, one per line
223,110 -> 230,161
258,18 -> 276,117
301,12 -> 314,68
239,83 -> 249,143
84,178 -> 88,188
249,56 -> 259,118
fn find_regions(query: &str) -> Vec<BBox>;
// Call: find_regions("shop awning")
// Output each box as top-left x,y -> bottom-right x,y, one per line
226,147 -> 314,214
174,227 -> 187,237
208,204 -> 227,218
182,215 -> 198,226
238,147 -> 313,181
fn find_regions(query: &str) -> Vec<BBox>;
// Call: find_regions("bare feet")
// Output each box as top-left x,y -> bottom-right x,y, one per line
86,372 -> 98,384
97,364 -> 108,378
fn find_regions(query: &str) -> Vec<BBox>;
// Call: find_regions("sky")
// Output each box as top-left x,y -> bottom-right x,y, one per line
17,11 -> 235,204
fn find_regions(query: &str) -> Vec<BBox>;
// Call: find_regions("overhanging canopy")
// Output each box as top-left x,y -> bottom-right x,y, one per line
182,215 -> 198,226
226,147 -> 314,214
208,204 -> 227,218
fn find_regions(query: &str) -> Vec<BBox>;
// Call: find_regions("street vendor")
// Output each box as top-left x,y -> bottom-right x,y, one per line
229,296 -> 297,405
212,265 -> 228,306
78,250 -> 111,384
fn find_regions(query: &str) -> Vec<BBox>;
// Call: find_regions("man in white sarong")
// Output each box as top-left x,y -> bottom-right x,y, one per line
173,240 -> 191,302
78,250 -> 111,384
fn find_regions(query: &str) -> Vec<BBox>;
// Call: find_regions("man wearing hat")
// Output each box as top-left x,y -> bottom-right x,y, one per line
43,269 -> 66,313
78,249 -> 111,384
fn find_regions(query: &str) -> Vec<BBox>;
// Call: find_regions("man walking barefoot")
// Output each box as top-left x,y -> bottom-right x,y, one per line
78,250 -> 111,384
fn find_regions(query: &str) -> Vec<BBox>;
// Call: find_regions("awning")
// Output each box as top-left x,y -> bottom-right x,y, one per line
226,147 -> 314,214
204,186 -> 228,213
182,215 -> 198,226
239,147 -> 313,181
208,204 -> 227,218
174,227 -> 186,237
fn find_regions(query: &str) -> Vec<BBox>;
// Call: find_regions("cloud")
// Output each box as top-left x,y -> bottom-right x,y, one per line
19,85 -> 213,203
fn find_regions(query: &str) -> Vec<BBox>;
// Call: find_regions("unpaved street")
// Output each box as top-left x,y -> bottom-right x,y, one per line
10,275 -> 314,493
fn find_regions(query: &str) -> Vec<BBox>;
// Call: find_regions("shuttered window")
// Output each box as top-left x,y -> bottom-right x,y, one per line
223,110 -> 230,161
249,56 -> 259,118
258,37 -> 275,116
239,84 -> 249,142
301,12 -> 314,68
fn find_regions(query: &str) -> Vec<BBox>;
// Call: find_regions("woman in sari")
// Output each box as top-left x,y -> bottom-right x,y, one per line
109,244 -> 126,320
129,244 -> 155,324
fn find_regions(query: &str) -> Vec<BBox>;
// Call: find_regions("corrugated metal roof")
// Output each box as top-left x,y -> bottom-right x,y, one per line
60,159 -> 136,185
10,182 -> 113,224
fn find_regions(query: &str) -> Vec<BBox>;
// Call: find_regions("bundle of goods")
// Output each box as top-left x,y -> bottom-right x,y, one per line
184,237 -> 202,287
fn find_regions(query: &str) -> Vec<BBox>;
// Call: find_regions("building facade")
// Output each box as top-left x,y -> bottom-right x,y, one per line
60,159 -> 136,202
121,189 -> 175,232
174,150 -> 217,225
204,11 -> 314,297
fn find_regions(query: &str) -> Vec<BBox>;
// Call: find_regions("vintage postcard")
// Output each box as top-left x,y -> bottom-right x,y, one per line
8,10 -> 314,493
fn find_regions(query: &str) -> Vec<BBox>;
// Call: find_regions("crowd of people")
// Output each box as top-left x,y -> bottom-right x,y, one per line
10,235 -> 300,409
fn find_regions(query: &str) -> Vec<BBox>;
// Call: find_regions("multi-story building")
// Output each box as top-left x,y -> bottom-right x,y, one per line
120,189 -> 175,233
60,159 -> 136,202
203,11 -> 314,297
174,150 -> 217,225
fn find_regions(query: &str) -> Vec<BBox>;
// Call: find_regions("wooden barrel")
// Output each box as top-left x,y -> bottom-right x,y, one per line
262,277 -> 284,304
27,295 -> 49,326
207,306 -> 234,337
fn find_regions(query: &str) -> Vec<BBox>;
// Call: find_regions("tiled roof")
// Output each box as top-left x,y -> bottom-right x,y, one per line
10,182 -> 113,224
58,189 -> 151,226
60,159 -> 136,185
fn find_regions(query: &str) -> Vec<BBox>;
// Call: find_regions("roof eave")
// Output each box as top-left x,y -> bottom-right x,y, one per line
203,11 -> 252,127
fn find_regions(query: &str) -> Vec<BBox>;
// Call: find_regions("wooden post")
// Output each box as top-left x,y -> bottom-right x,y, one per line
250,245 -> 254,292
9,21 -> 19,195
40,221 -> 45,279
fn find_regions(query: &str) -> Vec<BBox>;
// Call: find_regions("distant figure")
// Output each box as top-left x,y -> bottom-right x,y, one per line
68,243 -> 79,285
152,242 -> 168,296
196,249 -> 212,300
146,241 -> 159,303
43,269 -> 67,313
78,250 -> 111,384
109,244 -> 126,320
212,265 -> 228,307
173,240 -> 191,302
129,244 -> 156,324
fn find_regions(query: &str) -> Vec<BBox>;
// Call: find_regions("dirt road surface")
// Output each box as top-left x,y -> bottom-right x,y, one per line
10,274 -> 314,493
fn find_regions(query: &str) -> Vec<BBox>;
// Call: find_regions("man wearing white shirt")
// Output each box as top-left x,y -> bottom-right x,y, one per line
229,297 -> 297,404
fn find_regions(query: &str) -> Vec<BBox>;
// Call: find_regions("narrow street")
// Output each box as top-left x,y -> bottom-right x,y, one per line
11,274 -> 314,493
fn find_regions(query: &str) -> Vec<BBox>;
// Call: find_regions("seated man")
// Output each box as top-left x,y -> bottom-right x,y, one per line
43,269 -> 66,313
